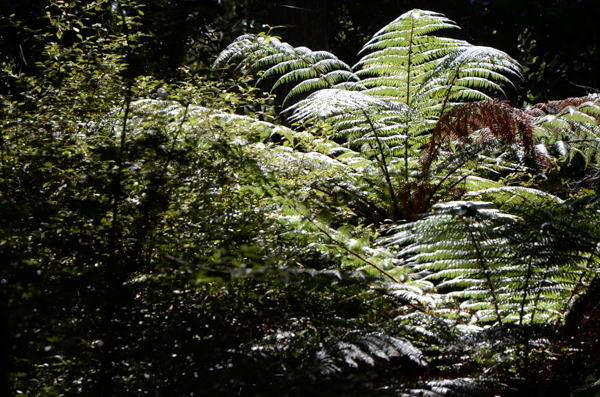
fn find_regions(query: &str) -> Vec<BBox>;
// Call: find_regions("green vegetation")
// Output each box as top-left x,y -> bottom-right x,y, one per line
2,1 -> 600,396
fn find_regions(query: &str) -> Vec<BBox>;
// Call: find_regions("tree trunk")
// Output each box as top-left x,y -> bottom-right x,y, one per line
271,0 -> 329,50
0,281 -> 10,397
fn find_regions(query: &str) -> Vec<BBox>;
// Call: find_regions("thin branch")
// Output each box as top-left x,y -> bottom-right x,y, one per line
295,204 -> 400,284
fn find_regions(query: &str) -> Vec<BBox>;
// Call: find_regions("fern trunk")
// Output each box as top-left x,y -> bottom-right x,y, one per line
271,0 -> 329,50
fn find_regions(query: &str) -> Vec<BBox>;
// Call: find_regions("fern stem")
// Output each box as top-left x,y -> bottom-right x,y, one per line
317,181 -> 388,222
438,68 -> 460,119
563,241 -> 599,316
517,251 -> 537,378
422,174 -> 469,211
0,127 -> 8,196
403,17 -> 416,215
405,16 -> 415,109
370,287 -> 428,314
420,145 -> 484,211
362,110 -> 398,217
313,64 -> 335,87
98,3 -> 134,394
160,101 -> 190,177
518,256 -> 535,326
462,219 -> 503,325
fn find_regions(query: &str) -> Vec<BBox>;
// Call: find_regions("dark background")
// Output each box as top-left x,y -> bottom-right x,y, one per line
2,0 -> 598,103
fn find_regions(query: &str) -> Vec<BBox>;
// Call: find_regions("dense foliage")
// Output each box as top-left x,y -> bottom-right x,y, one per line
2,1 -> 600,396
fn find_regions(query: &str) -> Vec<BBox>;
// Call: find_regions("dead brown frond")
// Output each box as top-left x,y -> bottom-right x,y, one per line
423,100 -> 549,174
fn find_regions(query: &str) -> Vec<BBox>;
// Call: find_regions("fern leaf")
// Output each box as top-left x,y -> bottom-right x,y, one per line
465,186 -> 564,210
355,9 -> 464,107
383,198 -> 600,326
286,89 -> 401,122
531,96 -> 600,168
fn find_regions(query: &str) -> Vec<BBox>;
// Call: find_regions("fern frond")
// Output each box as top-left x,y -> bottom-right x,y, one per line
327,332 -> 427,368
465,186 -> 564,210
384,197 -> 600,326
286,89 -> 400,122
260,55 -> 349,83
425,100 -> 549,173
253,44 -> 359,105
283,71 -> 359,103
213,34 -> 294,72
214,34 -> 359,106
418,45 -> 521,118
530,96 -> 600,168
355,10 -> 463,106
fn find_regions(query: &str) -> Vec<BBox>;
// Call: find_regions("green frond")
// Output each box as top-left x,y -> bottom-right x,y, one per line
215,33 -> 360,106
463,176 -> 503,192
383,197 -> 600,326
355,10 -> 465,107
213,34 -> 293,71
532,97 -> 600,168
325,332 -> 427,370
465,186 -> 564,210
286,89 -> 400,122
259,53 -> 349,83
352,11 -> 521,143
360,10 -> 460,52
282,71 -> 359,105
253,45 -> 359,103
414,46 -> 521,119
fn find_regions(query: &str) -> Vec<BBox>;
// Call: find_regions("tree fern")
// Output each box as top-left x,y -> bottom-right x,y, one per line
214,10 -> 522,221
216,9 -> 520,126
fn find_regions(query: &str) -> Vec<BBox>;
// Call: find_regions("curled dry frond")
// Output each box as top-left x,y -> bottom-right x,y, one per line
525,95 -> 600,117
424,100 -> 550,172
